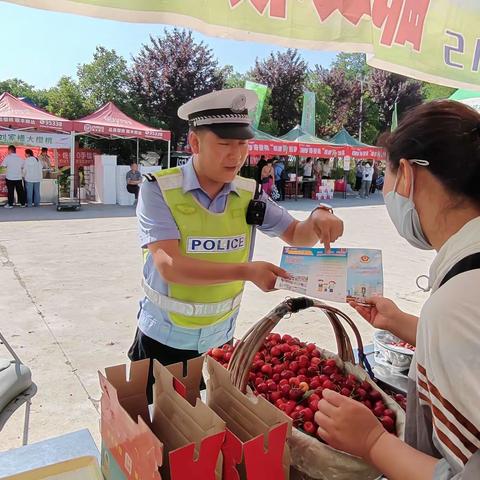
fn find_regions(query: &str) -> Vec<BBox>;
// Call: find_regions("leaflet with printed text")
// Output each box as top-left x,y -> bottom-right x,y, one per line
275,247 -> 383,303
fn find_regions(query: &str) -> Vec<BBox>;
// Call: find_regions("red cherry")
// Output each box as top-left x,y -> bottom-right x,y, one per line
271,333 -> 282,342
322,380 -> 335,390
310,378 -> 321,390
289,388 -> 304,400
270,391 -> 282,402
361,381 -> 372,392
300,407 -> 314,421
306,343 -> 316,352
281,370 -> 294,380
289,377 -> 300,387
381,416 -> 395,433
285,400 -> 296,415
384,409 -> 395,418
290,361 -> 299,373
272,373 -> 281,383
362,399 -> 372,409
326,359 -> 337,368
308,398 -> 319,411
310,357 -> 322,366
340,387 -> 351,397
373,405 -> 385,417
303,421 -> 316,435
211,348 -> 224,360
297,374 -> 307,383
299,355 -> 309,368
356,388 -> 367,399
270,346 -> 282,357
369,390 -> 382,401
256,382 -> 268,394
282,334 -> 293,343
280,384 -> 290,396
261,364 -> 273,377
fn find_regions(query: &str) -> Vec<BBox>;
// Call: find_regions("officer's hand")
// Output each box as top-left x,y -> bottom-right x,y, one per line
248,261 -> 290,292
310,209 -> 344,253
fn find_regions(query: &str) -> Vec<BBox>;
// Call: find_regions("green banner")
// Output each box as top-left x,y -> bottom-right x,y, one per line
244,80 -> 268,129
301,91 -> 316,136
6,0 -> 480,91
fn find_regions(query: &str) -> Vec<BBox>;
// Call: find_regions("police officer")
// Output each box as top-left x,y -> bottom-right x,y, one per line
128,88 -> 343,383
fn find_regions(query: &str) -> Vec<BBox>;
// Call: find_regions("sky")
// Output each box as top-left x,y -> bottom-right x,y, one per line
0,2 -> 338,90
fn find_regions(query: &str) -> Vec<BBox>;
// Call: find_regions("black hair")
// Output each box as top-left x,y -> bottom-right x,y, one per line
379,100 -> 480,206
41,147 -> 48,152
25,149 -> 34,156
8,145 -> 16,153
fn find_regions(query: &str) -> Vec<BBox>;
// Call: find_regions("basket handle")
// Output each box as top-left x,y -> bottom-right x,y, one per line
228,297 -> 371,393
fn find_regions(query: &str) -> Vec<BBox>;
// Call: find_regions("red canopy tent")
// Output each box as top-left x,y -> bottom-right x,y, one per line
0,92 -> 72,133
72,102 -> 172,166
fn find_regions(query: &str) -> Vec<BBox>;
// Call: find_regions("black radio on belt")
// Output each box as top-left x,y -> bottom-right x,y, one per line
246,183 -> 266,226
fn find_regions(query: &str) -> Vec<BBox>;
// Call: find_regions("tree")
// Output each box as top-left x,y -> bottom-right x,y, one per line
250,49 -> 307,134
221,65 -> 247,89
422,82 -> 456,101
308,66 -> 363,139
78,46 -> 130,112
129,28 -> 224,146
0,78 -> 49,108
45,76 -> 87,119
367,69 -> 423,131
331,53 -> 369,80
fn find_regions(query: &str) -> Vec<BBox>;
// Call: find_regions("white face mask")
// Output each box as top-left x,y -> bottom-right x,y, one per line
384,160 -> 433,251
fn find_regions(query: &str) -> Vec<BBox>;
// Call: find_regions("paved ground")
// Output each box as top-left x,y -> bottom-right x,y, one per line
0,193 -> 434,450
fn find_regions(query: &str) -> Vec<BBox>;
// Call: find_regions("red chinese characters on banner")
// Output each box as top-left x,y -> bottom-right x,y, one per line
56,148 -> 99,167
230,0 -> 431,51
371,0 -> 430,51
312,0 -> 370,25
230,0 -> 286,18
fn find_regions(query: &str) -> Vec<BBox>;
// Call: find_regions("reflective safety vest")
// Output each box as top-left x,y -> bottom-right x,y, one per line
142,167 -> 256,328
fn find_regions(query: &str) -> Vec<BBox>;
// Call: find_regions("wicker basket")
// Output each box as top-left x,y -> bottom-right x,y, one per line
227,297 -> 405,480
228,297 -> 371,392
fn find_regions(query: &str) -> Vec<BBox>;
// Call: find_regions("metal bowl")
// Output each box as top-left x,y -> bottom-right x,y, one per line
373,330 -> 414,370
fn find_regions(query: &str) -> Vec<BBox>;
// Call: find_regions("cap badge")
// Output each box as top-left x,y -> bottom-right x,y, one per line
231,94 -> 247,113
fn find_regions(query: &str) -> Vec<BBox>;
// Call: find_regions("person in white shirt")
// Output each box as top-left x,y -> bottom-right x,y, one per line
22,149 -> 43,207
1,145 -> 25,208
315,100 -> 480,480
361,162 -> 374,198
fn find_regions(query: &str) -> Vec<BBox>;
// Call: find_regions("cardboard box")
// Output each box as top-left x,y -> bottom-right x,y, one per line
100,358 -> 226,480
205,356 -> 292,480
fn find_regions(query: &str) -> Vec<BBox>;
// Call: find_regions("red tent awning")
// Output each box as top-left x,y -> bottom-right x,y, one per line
73,102 -> 171,141
0,92 -> 73,132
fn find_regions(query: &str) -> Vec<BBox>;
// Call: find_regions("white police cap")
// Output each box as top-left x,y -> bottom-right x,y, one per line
178,88 -> 258,140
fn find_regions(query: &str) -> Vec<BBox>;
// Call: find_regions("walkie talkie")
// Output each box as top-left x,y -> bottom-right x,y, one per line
246,182 -> 266,226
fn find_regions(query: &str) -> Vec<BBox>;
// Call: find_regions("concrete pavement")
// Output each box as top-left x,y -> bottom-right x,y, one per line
0,195 -> 434,450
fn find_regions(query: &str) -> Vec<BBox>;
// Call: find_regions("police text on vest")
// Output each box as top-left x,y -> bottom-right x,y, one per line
187,235 -> 246,253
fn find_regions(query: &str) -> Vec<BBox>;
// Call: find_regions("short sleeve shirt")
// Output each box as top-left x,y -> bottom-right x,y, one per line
136,159 -> 295,352
126,170 -> 142,183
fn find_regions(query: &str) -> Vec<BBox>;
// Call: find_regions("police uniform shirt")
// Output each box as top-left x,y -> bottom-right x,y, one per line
137,158 -> 294,353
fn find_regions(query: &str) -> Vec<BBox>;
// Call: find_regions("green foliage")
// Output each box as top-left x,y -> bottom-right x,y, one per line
77,46 -> 130,111
422,82 -> 456,101
45,76 -> 87,119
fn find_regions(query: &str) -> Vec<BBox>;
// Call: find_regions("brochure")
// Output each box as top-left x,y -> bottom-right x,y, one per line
275,247 -> 383,303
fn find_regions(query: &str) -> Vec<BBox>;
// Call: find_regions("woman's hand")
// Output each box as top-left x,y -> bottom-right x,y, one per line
315,389 -> 387,460
349,297 -> 418,346
348,296 -> 403,331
